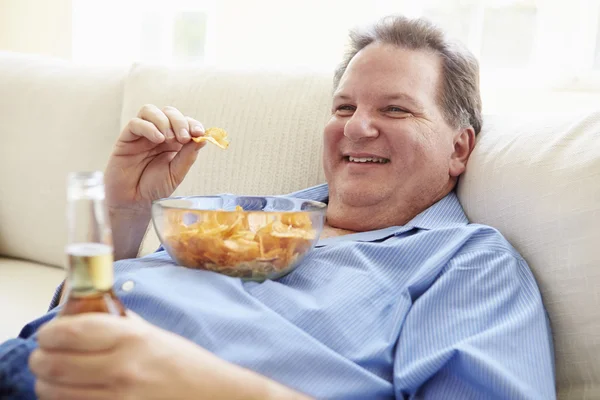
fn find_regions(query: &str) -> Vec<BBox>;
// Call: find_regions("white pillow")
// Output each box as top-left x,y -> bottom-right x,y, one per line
457,111 -> 600,399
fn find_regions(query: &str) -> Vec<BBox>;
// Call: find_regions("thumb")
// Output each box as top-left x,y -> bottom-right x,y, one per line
169,140 -> 205,185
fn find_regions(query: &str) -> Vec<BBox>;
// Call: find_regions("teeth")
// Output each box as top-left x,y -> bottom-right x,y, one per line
348,156 -> 388,163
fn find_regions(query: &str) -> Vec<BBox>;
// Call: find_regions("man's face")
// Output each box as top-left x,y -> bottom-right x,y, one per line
323,42 -> 470,215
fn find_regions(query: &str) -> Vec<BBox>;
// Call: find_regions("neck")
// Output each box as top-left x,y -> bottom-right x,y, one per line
326,183 -> 454,232
326,199 -> 415,232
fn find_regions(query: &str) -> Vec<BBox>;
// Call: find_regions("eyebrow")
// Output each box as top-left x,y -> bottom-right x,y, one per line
334,92 -> 425,111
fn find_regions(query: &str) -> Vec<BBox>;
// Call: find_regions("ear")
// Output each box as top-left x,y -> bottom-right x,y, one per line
449,127 -> 476,177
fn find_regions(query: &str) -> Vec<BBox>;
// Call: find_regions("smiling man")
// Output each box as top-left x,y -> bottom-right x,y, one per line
0,15 -> 555,400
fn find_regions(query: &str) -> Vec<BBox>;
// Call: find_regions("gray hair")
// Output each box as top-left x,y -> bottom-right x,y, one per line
334,15 -> 482,135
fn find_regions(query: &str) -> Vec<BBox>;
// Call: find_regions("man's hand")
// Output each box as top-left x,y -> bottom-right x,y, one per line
104,105 -> 206,260
28,314 -> 310,400
105,105 -> 206,211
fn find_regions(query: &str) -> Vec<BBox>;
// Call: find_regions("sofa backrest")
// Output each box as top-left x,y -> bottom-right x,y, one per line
0,52 -> 128,267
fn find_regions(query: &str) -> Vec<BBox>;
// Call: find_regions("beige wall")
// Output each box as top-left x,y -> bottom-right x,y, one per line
0,0 -> 72,59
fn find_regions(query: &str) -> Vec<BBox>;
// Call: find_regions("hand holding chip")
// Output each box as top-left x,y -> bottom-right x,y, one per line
103,104 -> 230,260
105,105 -> 206,211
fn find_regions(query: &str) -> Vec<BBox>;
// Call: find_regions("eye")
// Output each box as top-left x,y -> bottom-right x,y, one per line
383,106 -> 413,118
335,104 -> 356,116
385,106 -> 409,113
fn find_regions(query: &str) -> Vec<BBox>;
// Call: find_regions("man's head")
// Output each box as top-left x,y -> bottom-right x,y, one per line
323,15 -> 481,231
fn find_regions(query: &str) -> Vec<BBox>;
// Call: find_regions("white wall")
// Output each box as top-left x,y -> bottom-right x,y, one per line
0,0 -> 72,59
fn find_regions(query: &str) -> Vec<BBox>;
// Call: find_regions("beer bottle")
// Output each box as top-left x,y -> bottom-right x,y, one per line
59,171 -> 126,316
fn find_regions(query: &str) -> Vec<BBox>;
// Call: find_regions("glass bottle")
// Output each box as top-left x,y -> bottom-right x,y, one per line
59,171 -> 126,316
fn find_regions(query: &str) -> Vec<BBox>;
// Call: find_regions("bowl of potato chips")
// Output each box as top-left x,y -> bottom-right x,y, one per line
151,195 -> 327,281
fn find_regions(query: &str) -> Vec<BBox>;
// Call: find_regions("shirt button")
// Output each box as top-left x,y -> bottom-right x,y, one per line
121,280 -> 135,292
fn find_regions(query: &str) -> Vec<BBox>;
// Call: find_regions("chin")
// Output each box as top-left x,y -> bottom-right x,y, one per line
332,182 -> 388,208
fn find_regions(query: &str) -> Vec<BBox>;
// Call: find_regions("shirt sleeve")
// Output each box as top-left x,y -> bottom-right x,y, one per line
393,249 -> 556,400
47,280 -> 65,311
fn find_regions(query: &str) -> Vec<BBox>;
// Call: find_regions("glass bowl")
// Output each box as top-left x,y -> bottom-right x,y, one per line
151,195 -> 327,281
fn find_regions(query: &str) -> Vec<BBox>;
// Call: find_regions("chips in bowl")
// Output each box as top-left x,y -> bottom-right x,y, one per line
151,196 -> 327,281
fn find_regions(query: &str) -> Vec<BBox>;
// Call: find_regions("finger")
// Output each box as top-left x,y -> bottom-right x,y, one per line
30,348 -> 115,386
169,140 -> 205,184
121,118 -> 165,144
186,118 -> 207,151
35,378 -> 110,400
162,106 -> 191,144
186,117 -> 205,138
137,104 -> 174,140
36,314 -> 140,352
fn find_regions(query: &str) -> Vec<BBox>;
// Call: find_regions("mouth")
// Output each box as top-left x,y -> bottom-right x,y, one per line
343,155 -> 390,164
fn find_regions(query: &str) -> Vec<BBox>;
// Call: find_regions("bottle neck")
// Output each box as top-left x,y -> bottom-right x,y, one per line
66,171 -> 115,295
67,196 -> 113,245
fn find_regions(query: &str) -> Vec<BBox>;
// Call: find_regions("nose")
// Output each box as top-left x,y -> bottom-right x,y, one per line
343,110 -> 379,141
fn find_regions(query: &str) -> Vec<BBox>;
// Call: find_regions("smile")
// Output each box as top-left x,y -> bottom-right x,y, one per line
344,156 -> 390,164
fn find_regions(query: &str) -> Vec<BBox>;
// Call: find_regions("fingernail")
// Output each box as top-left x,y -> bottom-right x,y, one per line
180,128 -> 190,139
192,125 -> 204,134
166,128 -> 175,139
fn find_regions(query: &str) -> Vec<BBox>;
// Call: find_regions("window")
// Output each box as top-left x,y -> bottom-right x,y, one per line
71,0 -> 215,66
70,0 -> 600,90
401,0 -> 600,90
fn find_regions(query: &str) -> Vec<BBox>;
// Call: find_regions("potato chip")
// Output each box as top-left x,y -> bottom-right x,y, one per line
191,127 -> 230,149
281,213 -> 312,229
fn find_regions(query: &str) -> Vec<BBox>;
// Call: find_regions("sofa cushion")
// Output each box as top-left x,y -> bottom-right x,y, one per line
0,52 -> 129,268
457,111 -> 600,399
0,257 -> 64,342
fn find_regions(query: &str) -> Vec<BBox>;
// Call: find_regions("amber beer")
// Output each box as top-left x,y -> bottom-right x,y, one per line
59,172 -> 126,317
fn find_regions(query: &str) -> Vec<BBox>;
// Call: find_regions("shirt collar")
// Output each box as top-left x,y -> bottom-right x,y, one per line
406,191 -> 469,230
287,183 -> 469,231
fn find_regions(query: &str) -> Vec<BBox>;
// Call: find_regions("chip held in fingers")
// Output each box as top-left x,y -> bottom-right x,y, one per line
192,127 -> 230,149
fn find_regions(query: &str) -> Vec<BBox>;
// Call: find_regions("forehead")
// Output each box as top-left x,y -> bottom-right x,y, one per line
336,43 -> 442,106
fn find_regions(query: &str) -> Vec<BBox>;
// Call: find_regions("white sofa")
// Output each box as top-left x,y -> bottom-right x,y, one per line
0,51 -> 599,399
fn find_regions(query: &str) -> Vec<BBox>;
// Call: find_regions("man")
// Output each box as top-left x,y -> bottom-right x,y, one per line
0,15 -> 554,399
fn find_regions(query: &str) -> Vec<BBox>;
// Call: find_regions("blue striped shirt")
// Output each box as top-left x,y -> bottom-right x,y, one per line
28,185 -> 555,399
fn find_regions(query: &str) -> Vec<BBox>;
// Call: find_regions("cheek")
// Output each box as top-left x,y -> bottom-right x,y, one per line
323,117 -> 344,155
388,123 -> 444,168
387,125 -> 425,159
